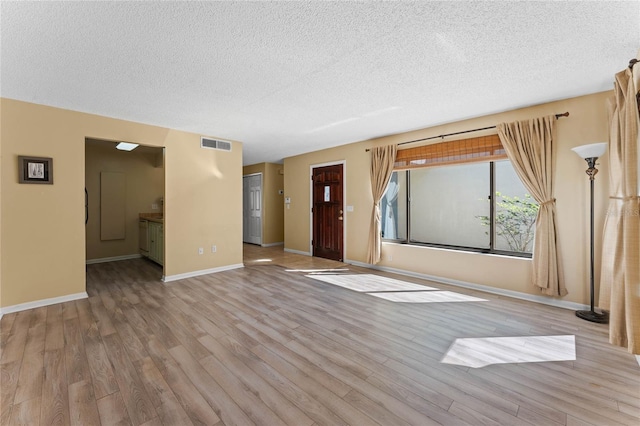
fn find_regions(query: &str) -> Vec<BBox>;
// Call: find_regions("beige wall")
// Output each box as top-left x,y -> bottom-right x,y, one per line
243,162 -> 285,245
263,163 -> 285,245
85,140 -> 165,261
0,99 -> 3,306
1,98 -> 242,308
284,92 -> 612,305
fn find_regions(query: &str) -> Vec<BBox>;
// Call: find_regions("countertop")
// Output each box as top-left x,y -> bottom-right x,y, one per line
139,213 -> 164,224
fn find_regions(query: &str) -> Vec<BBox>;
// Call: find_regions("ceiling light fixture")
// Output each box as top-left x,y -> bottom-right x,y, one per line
116,142 -> 139,151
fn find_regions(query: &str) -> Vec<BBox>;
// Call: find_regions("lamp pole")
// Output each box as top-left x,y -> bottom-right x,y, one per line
575,156 -> 609,323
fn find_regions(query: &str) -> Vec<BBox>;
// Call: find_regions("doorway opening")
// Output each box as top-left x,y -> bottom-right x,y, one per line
243,173 -> 263,245
84,138 -> 165,278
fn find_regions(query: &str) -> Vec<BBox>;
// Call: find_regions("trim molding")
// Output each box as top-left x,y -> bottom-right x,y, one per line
86,254 -> 142,264
262,242 -> 284,247
345,259 -> 590,311
0,292 -> 89,317
162,263 -> 244,283
284,248 -> 311,256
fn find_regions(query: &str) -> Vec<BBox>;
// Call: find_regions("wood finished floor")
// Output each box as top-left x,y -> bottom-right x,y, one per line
1,244 -> 639,425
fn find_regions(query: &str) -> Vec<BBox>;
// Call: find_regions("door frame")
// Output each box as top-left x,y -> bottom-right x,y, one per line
309,160 -> 346,259
243,172 -> 263,245
84,138 -> 166,278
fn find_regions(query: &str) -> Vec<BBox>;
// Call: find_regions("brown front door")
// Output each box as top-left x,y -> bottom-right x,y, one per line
312,164 -> 344,261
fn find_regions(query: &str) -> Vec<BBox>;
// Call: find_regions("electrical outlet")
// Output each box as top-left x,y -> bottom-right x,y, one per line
211,245 -> 217,253
198,247 -> 204,255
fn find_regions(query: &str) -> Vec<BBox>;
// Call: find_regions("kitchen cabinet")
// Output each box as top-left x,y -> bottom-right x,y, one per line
148,221 -> 164,266
139,220 -> 149,257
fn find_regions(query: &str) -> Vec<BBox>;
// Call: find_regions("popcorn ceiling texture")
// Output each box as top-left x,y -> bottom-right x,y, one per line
1,1 -> 638,165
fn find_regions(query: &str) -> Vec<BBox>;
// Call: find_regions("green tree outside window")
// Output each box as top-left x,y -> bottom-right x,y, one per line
478,192 -> 539,253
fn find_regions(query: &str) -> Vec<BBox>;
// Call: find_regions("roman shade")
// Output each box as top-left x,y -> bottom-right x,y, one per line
394,134 -> 506,170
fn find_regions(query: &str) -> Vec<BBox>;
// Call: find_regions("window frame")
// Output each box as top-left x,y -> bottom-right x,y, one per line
382,163 -> 535,259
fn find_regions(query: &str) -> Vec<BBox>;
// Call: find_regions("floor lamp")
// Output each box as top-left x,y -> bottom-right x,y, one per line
571,142 -> 609,324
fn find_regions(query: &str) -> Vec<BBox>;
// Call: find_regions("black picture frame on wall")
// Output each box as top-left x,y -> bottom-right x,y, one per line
18,155 -> 53,184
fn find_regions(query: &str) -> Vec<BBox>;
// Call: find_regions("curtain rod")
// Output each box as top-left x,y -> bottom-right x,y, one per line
365,112 -> 569,152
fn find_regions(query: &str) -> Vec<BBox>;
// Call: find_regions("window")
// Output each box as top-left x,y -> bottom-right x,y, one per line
493,161 -> 538,253
381,137 -> 538,256
380,171 -> 407,240
410,163 -> 490,248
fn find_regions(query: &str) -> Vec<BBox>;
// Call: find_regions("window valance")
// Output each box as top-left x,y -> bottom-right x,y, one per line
394,134 -> 507,170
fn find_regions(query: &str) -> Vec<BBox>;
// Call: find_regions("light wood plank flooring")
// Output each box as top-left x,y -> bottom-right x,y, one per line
1,244 -> 638,425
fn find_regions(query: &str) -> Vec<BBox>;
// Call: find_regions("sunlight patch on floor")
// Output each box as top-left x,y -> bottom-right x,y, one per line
305,274 -> 489,304
369,291 -> 488,303
288,268 -> 350,273
306,274 -> 436,292
441,335 -> 576,368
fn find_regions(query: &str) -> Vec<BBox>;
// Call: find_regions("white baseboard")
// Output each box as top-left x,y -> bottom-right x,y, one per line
162,263 -> 244,283
86,254 -> 142,264
0,292 -> 88,318
261,242 -> 284,247
284,248 -> 311,256
345,259 -> 590,312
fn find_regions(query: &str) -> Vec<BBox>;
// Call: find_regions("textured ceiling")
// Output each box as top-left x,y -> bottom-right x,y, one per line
2,1 -> 638,165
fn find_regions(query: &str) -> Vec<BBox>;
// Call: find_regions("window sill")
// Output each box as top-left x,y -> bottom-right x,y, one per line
381,240 -> 533,260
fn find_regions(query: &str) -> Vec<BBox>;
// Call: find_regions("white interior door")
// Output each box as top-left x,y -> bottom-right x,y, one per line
243,174 -> 262,245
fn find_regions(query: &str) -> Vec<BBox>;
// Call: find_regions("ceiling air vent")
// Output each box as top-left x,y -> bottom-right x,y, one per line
201,137 -> 232,152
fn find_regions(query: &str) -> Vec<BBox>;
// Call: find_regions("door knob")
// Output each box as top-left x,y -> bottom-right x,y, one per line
339,209 -> 343,214
338,216 -> 343,221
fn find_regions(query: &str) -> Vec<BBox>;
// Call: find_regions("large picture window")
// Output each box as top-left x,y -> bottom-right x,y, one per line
381,136 -> 538,256
410,162 -> 490,248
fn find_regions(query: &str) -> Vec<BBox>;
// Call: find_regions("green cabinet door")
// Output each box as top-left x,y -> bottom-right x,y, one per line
148,222 -> 164,266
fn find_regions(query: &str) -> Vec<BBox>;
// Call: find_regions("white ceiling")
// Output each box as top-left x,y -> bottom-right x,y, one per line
2,1 -> 638,165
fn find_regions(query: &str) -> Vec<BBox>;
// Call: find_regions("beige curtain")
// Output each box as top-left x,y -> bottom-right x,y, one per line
366,145 -> 397,264
599,65 -> 640,354
497,116 -> 566,296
